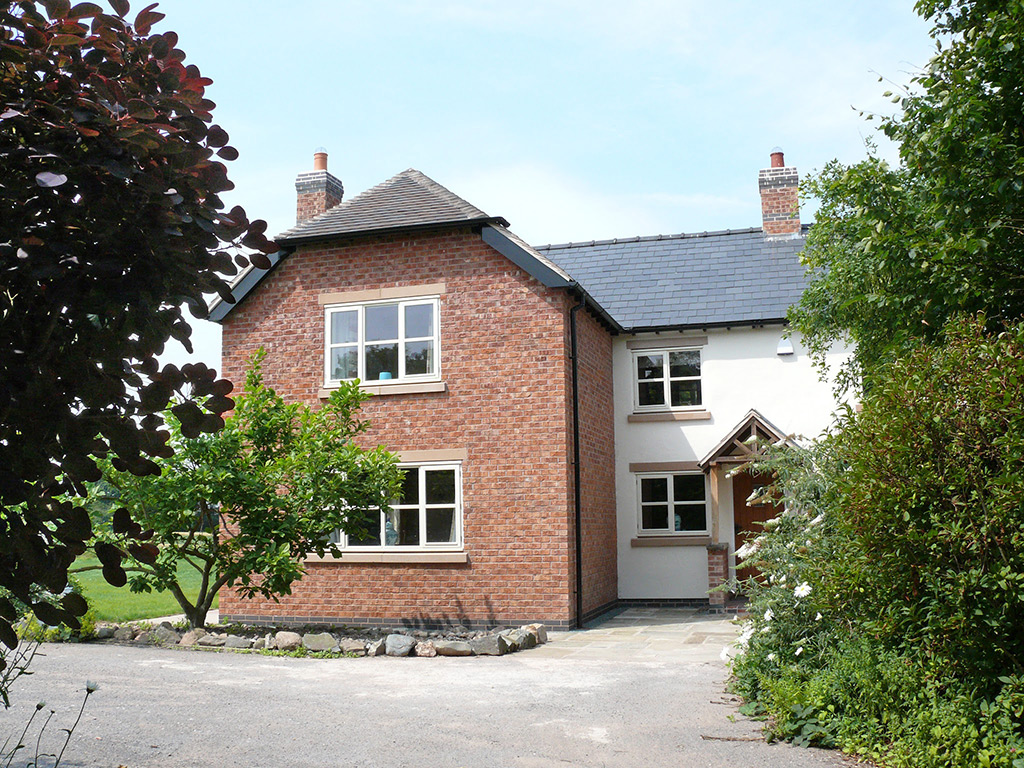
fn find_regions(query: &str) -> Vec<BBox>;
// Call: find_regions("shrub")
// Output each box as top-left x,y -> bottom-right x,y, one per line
731,316 -> 1024,766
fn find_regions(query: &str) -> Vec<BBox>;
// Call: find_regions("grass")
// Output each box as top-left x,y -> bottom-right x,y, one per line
70,554 -> 217,623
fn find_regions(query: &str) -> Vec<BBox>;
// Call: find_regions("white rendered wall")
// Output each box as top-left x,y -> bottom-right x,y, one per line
614,326 -> 848,599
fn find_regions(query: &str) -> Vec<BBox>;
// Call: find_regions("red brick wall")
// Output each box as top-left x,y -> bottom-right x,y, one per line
218,227 -> 580,628
296,189 -> 342,224
574,306 -> 618,619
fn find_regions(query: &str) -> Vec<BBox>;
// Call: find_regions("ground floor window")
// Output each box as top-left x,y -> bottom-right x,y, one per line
636,472 -> 708,535
340,462 -> 462,549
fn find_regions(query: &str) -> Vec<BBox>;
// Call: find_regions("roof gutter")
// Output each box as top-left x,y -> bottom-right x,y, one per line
623,317 -> 789,335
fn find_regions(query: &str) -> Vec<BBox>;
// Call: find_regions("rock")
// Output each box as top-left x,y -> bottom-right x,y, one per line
469,634 -> 509,656
434,640 -> 473,656
133,631 -> 154,644
273,631 -> 302,651
385,633 -> 416,657
339,639 -> 367,656
94,626 -> 116,640
524,623 -> 548,644
367,639 -> 386,656
498,629 -> 520,652
113,626 -> 135,642
179,628 -> 207,646
303,632 -> 338,652
510,628 -> 537,650
224,635 -> 252,649
197,634 -> 226,647
412,630 -> 430,639
414,641 -> 437,657
152,625 -> 181,645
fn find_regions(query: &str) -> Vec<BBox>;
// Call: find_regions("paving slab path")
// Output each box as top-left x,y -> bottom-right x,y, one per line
3,608 -> 853,767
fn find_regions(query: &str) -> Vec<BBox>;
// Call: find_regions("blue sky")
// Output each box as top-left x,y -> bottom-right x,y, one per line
157,1 -> 935,369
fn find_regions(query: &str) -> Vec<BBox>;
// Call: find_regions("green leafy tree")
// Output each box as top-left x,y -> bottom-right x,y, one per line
791,0 -> 1024,391
83,355 -> 402,628
0,0 -> 276,647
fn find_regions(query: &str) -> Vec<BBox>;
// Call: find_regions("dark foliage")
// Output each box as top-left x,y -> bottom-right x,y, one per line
0,1 -> 276,652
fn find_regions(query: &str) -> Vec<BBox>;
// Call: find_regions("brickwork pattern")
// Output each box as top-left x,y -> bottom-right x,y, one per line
705,544 -> 729,606
219,227 -> 578,627
758,166 -> 800,235
574,307 -> 618,616
295,170 -> 344,223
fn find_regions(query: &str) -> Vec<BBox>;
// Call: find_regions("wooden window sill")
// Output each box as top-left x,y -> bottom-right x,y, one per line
306,551 -> 468,564
319,381 -> 447,399
628,409 -> 711,423
631,536 -> 712,548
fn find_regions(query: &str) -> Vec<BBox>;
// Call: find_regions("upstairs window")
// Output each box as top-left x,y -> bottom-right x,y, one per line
633,348 -> 701,410
325,297 -> 439,385
637,473 -> 708,535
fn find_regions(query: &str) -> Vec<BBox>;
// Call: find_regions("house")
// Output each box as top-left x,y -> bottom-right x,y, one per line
209,149 -> 845,629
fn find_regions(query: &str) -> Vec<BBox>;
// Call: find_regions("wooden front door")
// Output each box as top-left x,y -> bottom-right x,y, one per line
732,471 -> 782,582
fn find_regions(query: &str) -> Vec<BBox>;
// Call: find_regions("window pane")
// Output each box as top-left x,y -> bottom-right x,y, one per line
674,474 -> 705,502
670,380 -> 701,407
330,347 -> 357,380
365,343 -> 398,380
331,310 -> 358,344
425,469 -> 456,504
638,382 -> 665,406
640,477 -> 668,503
642,504 -> 669,530
349,512 -> 382,546
397,508 -> 420,546
674,504 -> 706,532
636,354 -> 664,380
405,303 -> 434,338
399,469 -> 419,505
426,508 -> 456,543
365,303 -> 399,341
669,350 -> 700,377
405,340 -> 433,376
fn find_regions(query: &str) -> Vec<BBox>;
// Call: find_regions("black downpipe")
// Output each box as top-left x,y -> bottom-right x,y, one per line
570,298 -> 584,629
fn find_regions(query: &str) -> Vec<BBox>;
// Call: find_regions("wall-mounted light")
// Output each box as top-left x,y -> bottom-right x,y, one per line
776,336 -> 794,356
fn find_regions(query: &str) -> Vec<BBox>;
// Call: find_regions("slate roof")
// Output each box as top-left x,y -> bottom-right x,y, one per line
276,168 -> 507,243
537,226 -> 810,331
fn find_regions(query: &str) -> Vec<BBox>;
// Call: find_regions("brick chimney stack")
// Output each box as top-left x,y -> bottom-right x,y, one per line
295,148 -> 344,223
758,148 -> 800,236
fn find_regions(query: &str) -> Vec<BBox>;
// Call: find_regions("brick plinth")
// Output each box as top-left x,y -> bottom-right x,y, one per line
706,542 -> 729,606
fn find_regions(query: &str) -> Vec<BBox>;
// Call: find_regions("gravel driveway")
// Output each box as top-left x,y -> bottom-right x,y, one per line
3,609 -> 850,767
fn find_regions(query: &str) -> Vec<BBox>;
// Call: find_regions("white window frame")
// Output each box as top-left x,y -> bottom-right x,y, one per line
635,472 -> 709,536
324,296 -> 441,387
338,461 -> 463,550
632,347 -> 702,411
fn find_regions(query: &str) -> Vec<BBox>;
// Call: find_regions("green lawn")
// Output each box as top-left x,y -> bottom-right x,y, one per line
70,554 -> 217,623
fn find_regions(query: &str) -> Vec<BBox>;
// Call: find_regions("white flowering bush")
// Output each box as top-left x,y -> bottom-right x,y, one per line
730,318 -> 1024,767
727,437 -> 846,748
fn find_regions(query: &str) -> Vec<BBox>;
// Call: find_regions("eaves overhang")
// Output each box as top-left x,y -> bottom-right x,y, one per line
622,317 -> 789,335
277,216 -> 509,247
208,248 -> 291,324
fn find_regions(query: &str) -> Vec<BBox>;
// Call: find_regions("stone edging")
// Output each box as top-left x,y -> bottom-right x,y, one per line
90,621 -> 549,658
